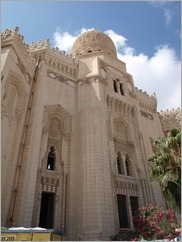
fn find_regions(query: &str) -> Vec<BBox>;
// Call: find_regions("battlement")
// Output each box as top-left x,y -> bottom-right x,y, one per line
159,107 -> 181,116
159,108 -> 181,133
135,87 -> 157,112
1,27 -> 37,72
1,27 -> 31,55
1,27 -> 75,64
29,40 -> 75,61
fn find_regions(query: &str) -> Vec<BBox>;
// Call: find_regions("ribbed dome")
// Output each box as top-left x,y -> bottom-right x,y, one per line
72,30 -> 117,59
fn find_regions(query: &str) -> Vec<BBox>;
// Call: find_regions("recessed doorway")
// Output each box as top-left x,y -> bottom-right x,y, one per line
39,192 -> 55,229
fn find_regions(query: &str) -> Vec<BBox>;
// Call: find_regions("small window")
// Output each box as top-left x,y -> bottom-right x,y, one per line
120,83 -> 124,96
117,152 -> 124,175
113,80 -> 118,93
125,154 -> 132,176
47,146 -> 56,170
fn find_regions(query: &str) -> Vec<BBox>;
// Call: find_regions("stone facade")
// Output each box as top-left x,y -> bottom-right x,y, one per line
1,28 -> 180,240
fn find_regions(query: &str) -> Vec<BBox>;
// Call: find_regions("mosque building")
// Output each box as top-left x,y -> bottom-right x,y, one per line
1,27 -> 181,240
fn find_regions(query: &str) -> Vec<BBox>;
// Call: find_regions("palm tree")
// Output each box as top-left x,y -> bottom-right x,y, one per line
148,128 -> 181,211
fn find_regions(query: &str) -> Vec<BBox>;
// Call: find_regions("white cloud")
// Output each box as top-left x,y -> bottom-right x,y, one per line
149,2 -> 175,28
53,28 -> 77,52
119,45 -> 181,111
53,27 -> 95,52
164,9 -> 173,27
53,28 -> 181,111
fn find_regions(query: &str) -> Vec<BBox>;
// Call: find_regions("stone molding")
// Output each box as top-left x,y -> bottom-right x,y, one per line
115,180 -> 139,196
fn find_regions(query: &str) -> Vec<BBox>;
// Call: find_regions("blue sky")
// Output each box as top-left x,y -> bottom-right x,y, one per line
1,1 -> 181,111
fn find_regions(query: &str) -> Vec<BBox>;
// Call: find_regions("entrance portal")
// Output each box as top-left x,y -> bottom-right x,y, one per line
39,192 -> 55,229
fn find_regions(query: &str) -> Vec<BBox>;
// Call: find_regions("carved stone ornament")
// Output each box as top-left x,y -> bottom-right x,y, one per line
72,30 -> 117,59
78,75 -> 107,86
42,104 -> 72,136
140,110 -> 154,120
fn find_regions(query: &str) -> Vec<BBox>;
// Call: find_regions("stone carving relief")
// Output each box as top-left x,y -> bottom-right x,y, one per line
42,104 -> 72,136
113,118 -> 128,140
106,95 -> 133,116
49,117 -> 62,139
72,30 -> 117,59
112,115 -> 134,146
47,69 -> 77,88
115,180 -> 139,196
78,75 -> 107,86
2,70 -> 28,119
140,110 -> 154,120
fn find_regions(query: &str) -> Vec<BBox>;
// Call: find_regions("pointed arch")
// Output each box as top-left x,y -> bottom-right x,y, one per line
125,153 -> 133,176
117,151 -> 125,175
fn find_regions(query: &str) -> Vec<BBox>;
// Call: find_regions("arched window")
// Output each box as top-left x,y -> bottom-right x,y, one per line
125,154 -> 132,176
117,152 -> 124,175
47,146 -> 56,170
120,83 -> 124,96
113,80 -> 118,93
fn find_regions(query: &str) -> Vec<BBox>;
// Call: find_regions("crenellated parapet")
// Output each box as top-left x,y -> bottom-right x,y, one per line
1,27 -> 78,80
29,39 -> 78,80
159,108 -> 181,134
135,87 -> 157,112
1,27 -> 29,53
29,40 -> 74,61
1,27 -> 36,78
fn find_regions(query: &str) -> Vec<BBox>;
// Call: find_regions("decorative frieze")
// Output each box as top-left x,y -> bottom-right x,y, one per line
47,69 -> 77,88
78,75 -> 107,86
41,171 -> 60,193
115,180 -> 139,196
